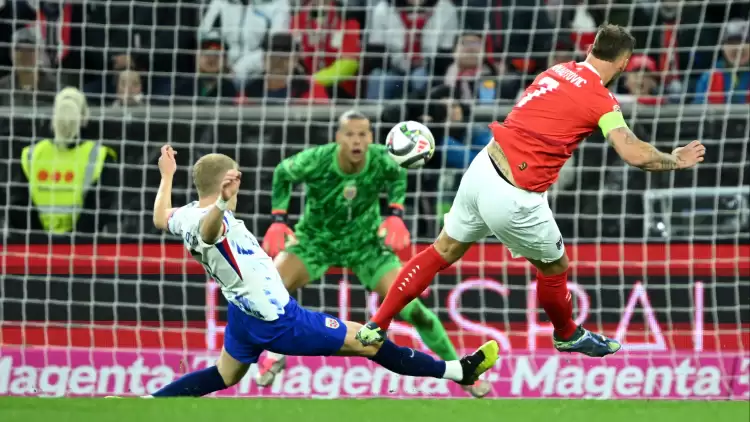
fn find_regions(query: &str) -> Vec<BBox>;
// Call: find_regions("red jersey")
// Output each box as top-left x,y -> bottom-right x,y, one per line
490,61 -> 621,192
291,4 -> 362,96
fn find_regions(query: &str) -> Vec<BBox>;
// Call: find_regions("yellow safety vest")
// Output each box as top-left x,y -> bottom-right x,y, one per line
21,140 -> 115,234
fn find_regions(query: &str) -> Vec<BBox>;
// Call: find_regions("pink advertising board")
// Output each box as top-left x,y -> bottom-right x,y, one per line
1,347 -> 747,400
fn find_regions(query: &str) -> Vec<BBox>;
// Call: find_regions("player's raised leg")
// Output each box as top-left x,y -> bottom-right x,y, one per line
475,147 -> 620,357
356,231 -> 472,345
366,264 -> 491,397
529,254 -> 620,357
357,162 -> 492,345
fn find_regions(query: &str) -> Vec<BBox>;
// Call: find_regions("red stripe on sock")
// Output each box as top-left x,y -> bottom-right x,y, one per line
536,270 -> 577,340
372,246 -> 449,330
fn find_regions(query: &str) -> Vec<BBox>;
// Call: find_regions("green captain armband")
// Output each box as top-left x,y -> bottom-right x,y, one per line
598,111 -> 628,136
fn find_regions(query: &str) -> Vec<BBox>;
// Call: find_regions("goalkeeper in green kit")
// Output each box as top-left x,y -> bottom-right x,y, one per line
259,111 -> 490,397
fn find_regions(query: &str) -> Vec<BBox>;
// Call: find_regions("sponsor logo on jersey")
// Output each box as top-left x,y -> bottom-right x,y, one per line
325,317 -> 340,329
343,184 -> 357,200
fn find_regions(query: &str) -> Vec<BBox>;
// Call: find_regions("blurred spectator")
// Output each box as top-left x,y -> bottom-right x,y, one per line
441,32 -> 501,103
112,70 -> 144,108
503,0 -> 556,74
170,33 -> 242,105
618,54 -> 666,106
199,0 -> 291,81
418,85 -> 490,169
694,19 -> 750,104
244,33 -> 329,103
22,1 -> 149,90
365,0 -> 458,100
0,0 -> 36,77
7,87 -> 118,235
0,27 -> 57,108
292,0 -> 362,98
549,38 -> 577,66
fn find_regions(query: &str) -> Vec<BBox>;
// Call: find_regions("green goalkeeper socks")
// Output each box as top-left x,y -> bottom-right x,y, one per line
400,300 -> 460,361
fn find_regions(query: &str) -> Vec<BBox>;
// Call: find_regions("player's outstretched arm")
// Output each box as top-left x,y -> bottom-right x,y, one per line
606,127 -> 706,171
153,145 -> 177,231
199,169 -> 241,245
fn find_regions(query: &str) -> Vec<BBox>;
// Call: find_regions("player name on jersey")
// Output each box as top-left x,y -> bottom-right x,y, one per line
550,63 -> 588,88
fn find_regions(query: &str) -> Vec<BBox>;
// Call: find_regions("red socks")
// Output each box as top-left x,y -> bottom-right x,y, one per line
536,270 -> 578,340
373,248 -> 576,340
372,246 -> 449,330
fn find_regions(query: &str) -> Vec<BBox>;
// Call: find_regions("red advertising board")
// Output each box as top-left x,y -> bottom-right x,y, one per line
1,243 -> 748,353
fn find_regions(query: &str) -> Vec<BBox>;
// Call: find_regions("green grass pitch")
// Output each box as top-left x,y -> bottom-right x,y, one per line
0,398 -> 747,422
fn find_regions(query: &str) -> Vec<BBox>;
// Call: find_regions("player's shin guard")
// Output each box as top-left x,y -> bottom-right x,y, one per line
151,366 -> 227,397
372,246 -> 449,330
536,270 -> 578,340
369,340 -> 462,381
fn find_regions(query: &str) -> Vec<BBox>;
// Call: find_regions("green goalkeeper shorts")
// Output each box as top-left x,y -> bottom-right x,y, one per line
285,234 -> 402,291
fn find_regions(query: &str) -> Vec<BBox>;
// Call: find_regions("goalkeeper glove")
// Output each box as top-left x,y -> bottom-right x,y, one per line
379,206 -> 411,252
262,213 -> 295,258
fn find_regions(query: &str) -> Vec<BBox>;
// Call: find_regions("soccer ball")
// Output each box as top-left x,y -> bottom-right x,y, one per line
386,121 -> 436,169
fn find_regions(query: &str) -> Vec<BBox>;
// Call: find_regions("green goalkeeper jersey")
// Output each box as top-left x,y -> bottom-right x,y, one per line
271,143 -> 407,245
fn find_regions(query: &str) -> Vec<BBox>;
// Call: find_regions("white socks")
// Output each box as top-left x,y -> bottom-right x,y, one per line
442,360 -> 464,382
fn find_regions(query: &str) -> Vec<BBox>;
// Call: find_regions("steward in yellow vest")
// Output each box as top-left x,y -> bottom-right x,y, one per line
21,139 -> 116,233
9,87 -> 118,235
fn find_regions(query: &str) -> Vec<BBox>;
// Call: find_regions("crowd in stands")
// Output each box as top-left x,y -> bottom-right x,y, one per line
1,0 -> 748,108
0,0 -> 748,240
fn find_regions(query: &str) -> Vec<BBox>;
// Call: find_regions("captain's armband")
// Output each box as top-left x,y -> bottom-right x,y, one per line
598,111 -> 628,137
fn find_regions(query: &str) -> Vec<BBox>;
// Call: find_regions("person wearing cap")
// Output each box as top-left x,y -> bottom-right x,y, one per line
620,54 -> 666,106
694,19 -> 750,104
0,26 -> 58,108
170,32 -> 242,105
243,33 -> 329,102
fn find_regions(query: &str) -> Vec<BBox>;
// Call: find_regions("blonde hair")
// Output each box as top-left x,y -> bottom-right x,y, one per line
192,153 -> 238,197
52,87 -> 89,147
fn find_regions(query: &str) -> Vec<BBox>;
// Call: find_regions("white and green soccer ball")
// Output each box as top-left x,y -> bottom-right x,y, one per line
386,121 -> 436,169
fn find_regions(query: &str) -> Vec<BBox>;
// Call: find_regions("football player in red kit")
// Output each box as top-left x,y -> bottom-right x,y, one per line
357,24 -> 706,357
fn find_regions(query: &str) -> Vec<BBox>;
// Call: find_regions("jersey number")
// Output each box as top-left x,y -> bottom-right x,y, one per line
516,76 -> 560,108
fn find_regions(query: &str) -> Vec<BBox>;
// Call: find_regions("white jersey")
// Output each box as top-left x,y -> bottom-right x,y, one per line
168,202 -> 290,321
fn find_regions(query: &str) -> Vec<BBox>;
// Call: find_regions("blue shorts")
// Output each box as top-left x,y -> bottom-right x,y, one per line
223,298 -> 348,364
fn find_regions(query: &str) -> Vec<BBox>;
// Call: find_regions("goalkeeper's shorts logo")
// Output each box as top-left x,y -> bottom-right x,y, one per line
325,317 -> 340,329
343,185 -> 357,200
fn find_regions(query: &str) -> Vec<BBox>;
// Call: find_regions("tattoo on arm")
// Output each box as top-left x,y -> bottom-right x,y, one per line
606,127 -> 681,171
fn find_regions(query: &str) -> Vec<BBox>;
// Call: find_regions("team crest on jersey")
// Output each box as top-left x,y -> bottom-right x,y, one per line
343,184 -> 357,200
325,317 -> 340,329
